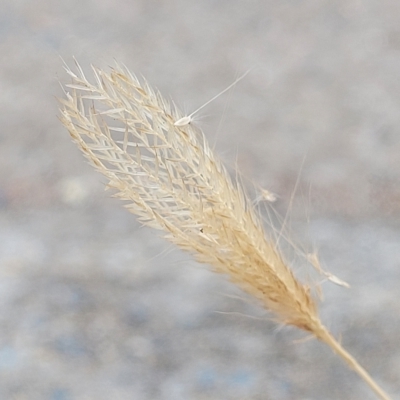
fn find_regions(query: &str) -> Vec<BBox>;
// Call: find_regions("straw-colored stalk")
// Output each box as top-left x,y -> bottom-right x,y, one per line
59,61 -> 391,400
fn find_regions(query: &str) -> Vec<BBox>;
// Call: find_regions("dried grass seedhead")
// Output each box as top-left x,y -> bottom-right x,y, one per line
59,60 -> 391,400
59,61 -> 322,334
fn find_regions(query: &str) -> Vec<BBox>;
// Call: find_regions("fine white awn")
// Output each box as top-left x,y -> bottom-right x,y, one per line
174,69 -> 253,127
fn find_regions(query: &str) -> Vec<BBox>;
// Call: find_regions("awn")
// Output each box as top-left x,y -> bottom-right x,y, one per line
174,69 -> 252,126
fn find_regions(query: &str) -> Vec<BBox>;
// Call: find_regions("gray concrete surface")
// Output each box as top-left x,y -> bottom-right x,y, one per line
0,1 -> 399,399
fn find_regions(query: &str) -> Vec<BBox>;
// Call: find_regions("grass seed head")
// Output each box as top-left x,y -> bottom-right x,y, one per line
58,60 -> 392,400
59,61 -> 322,333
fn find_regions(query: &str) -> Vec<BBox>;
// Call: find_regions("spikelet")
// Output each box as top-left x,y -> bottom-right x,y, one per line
59,61 -> 391,400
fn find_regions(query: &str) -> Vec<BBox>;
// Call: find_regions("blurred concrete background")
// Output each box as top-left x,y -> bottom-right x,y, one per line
1,1 -> 399,399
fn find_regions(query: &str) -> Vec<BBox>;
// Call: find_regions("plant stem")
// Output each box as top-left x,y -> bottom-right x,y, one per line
317,325 -> 391,400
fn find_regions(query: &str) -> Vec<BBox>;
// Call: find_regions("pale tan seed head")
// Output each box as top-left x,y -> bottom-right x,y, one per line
58,61 -> 393,400
59,61 -> 323,334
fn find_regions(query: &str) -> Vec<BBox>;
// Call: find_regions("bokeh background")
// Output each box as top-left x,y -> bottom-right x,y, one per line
1,1 -> 400,399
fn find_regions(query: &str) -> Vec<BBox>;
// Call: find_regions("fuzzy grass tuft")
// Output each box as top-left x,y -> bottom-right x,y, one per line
59,60 -> 391,400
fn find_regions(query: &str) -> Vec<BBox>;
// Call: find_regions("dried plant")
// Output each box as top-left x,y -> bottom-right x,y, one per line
59,60 -> 391,400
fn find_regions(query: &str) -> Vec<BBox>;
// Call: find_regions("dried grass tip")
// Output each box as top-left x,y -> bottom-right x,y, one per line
58,60 -> 391,400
